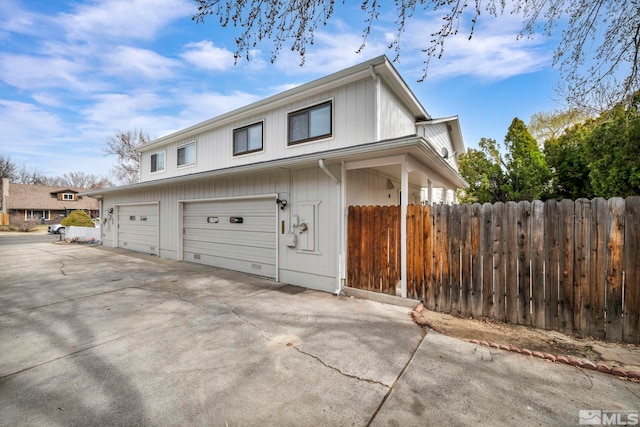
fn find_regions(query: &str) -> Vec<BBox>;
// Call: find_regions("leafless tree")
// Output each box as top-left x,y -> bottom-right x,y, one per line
49,172 -> 112,189
102,129 -> 149,185
193,0 -> 640,112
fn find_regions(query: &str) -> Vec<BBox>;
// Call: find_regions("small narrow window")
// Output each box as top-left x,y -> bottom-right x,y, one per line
177,142 -> 195,167
233,122 -> 263,155
288,101 -> 332,145
151,152 -> 165,173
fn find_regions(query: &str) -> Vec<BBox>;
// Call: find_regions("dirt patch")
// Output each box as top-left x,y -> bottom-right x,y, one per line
412,306 -> 640,375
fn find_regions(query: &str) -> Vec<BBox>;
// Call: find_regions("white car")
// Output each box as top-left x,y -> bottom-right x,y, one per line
48,224 -> 65,234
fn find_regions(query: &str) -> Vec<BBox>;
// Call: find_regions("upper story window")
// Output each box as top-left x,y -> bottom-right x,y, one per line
177,142 -> 196,167
62,193 -> 75,201
151,151 -> 165,173
233,122 -> 263,156
288,101 -> 332,145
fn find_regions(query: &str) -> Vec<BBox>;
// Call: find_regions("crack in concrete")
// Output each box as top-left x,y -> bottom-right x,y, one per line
0,325 -> 157,380
130,286 -> 196,306
291,345 -> 389,388
223,303 -> 390,389
59,261 -> 66,276
224,303 -> 272,341
366,331 -> 427,426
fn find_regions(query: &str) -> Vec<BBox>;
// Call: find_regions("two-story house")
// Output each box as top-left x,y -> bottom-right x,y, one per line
84,56 -> 467,298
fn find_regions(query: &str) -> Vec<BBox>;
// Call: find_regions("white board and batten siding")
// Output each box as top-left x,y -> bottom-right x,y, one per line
116,203 -> 159,256
181,196 -> 278,279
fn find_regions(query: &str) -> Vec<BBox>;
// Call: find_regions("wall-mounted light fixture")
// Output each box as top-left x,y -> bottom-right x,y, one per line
276,198 -> 288,210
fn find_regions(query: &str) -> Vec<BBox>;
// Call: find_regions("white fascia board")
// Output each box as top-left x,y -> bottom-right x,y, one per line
417,116 -> 465,155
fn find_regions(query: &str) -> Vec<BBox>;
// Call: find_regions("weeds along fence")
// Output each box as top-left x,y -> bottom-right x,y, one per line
347,197 -> 640,344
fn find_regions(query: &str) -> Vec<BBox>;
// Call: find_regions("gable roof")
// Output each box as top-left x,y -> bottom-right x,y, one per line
3,182 -> 99,210
137,55 -> 430,153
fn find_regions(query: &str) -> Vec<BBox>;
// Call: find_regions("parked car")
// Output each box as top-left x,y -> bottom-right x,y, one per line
48,224 -> 65,234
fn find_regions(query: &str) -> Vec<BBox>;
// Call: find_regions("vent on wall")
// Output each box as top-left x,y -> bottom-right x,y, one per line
194,253 -> 201,260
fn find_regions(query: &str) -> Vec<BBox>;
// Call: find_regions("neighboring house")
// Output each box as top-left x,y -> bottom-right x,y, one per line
0,178 -> 99,223
83,55 -> 467,297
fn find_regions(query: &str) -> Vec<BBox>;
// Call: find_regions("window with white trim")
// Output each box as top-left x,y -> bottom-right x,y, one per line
25,210 -> 50,220
177,142 -> 195,167
233,122 -> 263,155
151,151 -> 165,173
62,193 -> 75,201
288,101 -> 332,145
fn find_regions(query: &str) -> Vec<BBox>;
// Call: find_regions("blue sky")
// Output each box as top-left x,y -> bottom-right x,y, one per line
0,0 -> 563,180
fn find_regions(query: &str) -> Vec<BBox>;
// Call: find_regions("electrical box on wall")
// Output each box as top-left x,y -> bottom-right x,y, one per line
295,201 -> 320,252
283,233 -> 297,248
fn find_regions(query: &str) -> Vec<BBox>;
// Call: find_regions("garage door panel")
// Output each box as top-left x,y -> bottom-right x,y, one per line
117,204 -> 159,256
183,198 -> 276,278
183,229 -> 275,248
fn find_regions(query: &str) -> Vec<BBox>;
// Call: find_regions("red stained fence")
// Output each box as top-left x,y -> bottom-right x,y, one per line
347,197 -> 640,344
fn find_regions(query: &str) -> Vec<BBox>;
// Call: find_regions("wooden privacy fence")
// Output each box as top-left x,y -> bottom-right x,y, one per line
347,197 -> 640,344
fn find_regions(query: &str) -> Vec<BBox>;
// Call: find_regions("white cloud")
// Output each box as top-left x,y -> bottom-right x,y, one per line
0,54 -> 104,92
173,91 -> 264,129
104,46 -> 180,79
180,41 -> 236,71
390,13 -> 553,81
58,0 -> 193,42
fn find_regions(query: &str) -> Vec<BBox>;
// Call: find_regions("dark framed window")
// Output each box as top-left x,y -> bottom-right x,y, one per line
233,122 -> 263,155
288,101 -> 332,145
177,142 -> 195,167
151,151 -> 165,173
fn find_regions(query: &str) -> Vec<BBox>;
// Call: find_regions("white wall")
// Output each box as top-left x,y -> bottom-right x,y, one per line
101,166 -> 339,293
139,78 -> 377,182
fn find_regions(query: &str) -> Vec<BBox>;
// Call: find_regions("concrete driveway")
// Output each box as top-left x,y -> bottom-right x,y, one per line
1,235 -> 639,426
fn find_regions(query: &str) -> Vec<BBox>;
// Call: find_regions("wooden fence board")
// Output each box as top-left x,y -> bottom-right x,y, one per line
505,202 -> 518,324
606,197 -> 625,342
558,199 -> 575,334
531,200 -> 546,329
517,201 -> 532,325
432,206 -> 442,311
423,205 -> 435,309
439,204 -> 451,312
624,197 -> 640,344
493,202 -> 506,321
450,204 -> 462,314
481,203 -> 494,317
470,203 -> 483,317
544,200 -> 560,331
460,204 -> 472,316
591,198 -> 607,339
574,199 -> 590,335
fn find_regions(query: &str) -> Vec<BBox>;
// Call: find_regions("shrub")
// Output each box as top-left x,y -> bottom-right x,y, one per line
61,210 -> 95,228
9,214 -> 37,232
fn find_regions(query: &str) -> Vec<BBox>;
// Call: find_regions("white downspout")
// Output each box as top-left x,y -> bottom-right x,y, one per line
369,65 -> 380,141
319,159 -> 343,295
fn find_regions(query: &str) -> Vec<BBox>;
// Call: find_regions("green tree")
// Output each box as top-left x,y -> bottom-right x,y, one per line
543,122 -> 594,200
503,118 -> 552,201
61,210 -> 95,228
458,138 -> 508,204
458,119 -> 551,203
584,93 -> 640,198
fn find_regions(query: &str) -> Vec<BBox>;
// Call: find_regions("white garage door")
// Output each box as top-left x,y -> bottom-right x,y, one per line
183,197 -> 277,278
117,204 -> 159,256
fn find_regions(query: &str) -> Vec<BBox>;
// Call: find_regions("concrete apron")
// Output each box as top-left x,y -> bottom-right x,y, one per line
0,242 -> 423,426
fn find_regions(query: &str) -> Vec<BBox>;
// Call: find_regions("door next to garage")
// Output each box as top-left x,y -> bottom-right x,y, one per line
182,197 -> 277,279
